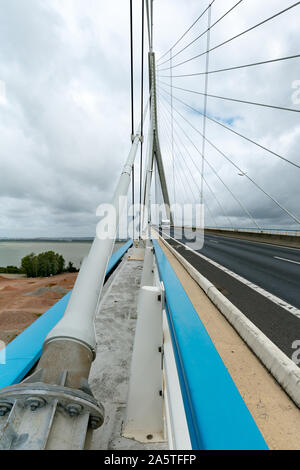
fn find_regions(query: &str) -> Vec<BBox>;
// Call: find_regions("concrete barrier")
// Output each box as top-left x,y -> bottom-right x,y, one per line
170,226 -> 300,248
205,228 -> 300,248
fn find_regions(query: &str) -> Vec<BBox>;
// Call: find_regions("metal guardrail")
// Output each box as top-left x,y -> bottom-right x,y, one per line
152,239 -> 268,450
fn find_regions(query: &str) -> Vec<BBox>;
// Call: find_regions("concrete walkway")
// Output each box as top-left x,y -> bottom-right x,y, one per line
87,248 -> 167,450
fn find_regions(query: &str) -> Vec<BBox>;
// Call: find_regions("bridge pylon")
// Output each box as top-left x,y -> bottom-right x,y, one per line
143,52 -> 173,232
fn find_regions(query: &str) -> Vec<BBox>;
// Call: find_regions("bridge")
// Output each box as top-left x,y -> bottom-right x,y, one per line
0,0 -> 300,451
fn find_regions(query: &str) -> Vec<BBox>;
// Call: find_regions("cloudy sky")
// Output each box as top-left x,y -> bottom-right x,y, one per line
0,0 -> 299,237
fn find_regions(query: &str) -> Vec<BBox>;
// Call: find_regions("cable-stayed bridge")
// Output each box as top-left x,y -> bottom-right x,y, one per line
0,0 -> 300,451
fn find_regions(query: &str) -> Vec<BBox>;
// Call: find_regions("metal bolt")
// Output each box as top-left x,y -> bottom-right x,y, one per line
25,397 -> 46,411
0,402 -> 13,417
66,404 -> 82,417
90,415 -> 101,429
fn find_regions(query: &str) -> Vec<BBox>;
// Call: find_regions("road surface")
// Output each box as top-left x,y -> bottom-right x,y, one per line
161,228 -> 300,360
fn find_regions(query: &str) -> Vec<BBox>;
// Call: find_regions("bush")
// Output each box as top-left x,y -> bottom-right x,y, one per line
21,251 -> 65,278
0,266 -> 24,274
65,261 -> 78,273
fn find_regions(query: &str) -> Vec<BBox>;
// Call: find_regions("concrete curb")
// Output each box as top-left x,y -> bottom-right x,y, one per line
158,235 -> 300,409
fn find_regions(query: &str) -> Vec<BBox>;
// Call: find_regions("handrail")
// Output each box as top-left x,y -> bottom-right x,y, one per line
152,239 -> 268,450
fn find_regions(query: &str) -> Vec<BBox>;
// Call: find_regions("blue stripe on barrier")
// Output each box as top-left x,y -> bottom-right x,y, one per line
106,239 -> 133,274
153,239 -> 268,450
0,239 -> 133,389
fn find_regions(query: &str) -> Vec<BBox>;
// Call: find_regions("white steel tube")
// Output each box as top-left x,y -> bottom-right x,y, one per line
142,108 -> 154,238
142,55 -> 156,237
46,105 -> 149,352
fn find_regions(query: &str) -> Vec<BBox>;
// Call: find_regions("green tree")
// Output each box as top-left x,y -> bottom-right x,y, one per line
21,253 -> 37,278
66,261 -> 77,273
21,251 -> 65,278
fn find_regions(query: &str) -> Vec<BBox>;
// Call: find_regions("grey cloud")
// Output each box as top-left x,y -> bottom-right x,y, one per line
0,0 -> 300,237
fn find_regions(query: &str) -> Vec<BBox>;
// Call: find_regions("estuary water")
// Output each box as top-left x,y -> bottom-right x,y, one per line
0,241 -> 94,269
0,241 -> 125,269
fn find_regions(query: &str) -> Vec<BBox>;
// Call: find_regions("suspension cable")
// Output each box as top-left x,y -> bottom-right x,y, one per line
145,0 -> 152,50
160,115 -> 218,227
160,108 -> 202,202
159,91 -> 300,227
157,1 -> 216,63
159,102 -> 234,229
170,50 -> 175,206
158,93 -> 260,229
157,80 -> 300,114
158,2 -> 300,72
160,86 -> 300,170
157,0 -> 244,67
130,0 -> 135,227
130,0 -> 135,137
157,53 -> 300,79
139,0 -> 145,239
201,4 -> 212,209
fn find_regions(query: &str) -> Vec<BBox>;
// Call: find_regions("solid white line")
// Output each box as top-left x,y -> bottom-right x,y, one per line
274,256 -> 300,265
186,228 -> 300,252
160,230 -> 300,320
156,232 -> 300,410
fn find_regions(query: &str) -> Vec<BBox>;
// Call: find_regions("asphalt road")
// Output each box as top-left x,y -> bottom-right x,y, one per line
161,228 -> 300,360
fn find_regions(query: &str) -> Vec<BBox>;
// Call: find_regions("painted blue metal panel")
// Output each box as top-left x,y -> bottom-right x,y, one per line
153,239 -> 268,450
0,239 -> 133,389
0,293 -> 71,389
106,239 -> 133,274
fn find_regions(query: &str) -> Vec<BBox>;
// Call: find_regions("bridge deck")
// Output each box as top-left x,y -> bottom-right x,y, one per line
83,241 -> 300,450
164,229 -> 300,358
158,239 -> 300,450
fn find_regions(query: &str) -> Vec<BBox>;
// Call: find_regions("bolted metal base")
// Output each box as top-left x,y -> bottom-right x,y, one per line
0,340 -> 104,450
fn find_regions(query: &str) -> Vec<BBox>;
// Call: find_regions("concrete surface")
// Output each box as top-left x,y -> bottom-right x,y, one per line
205,228 -> 300,249
87,249 -> 167,450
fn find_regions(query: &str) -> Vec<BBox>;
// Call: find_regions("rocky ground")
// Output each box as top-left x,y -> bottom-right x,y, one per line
0,273 -> 77,345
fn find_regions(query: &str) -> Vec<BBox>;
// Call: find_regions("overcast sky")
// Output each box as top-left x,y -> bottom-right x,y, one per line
0,0 -> 299,237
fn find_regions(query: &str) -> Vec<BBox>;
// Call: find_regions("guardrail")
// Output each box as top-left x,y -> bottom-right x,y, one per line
152,239 -> 268,450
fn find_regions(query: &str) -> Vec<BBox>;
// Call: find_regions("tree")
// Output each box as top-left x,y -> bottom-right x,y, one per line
21,253 -> 37,278
66,261 -> 78,273
21,251 -> 66,278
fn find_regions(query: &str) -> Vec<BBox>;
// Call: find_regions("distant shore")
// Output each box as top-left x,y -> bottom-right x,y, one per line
0,240 -> 125,269
0,238 -> 128,242
0,273 -> 26,279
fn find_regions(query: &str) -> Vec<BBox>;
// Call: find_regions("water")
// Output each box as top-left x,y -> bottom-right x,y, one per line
0,241 -> 125,269
0,241 -> 94,269
0,241 -> 125,270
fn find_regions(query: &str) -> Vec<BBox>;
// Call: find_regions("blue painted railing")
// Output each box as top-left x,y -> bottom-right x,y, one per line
0,239 -> 133,389
153,239 -> 268,450
106,239 -> 133,274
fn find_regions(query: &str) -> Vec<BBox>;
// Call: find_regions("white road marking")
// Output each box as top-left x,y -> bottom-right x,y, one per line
187,228 -> 300,252
274,256 -> 300,265
159,230 -> 300,320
